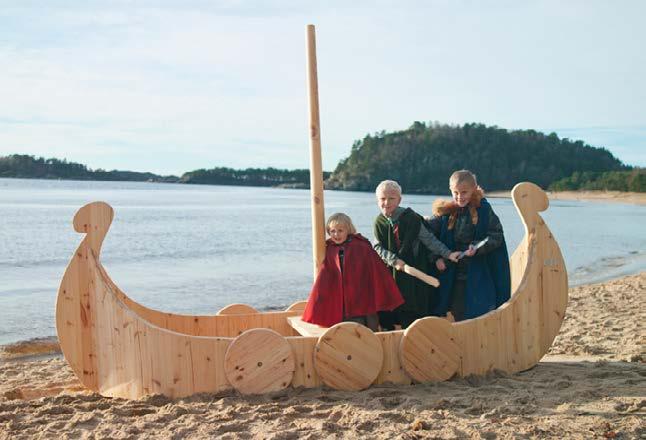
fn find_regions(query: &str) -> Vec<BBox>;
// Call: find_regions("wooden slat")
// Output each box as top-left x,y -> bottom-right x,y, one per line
375,330 -> 412,385
94,251 -> 234,398
287,316 -> 327,337
287,336 -> 321,388
109,279 -> 298,337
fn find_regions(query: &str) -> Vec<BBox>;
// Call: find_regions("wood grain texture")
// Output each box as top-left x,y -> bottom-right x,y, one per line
287,336 -> 321,388
375,330 -> 412,385
55,181 -> 569,398
306,24 -> 326,278
287,316 -> 327,337
224,329 -> 295,395
285,300 -> 308,314
403,264 -> 440,287
314,322 -> 383,391
108,279 -> 299,337
455,182 -> 568,376
57,212 -> 235,398
400,317 -> 459,382
217,304 -> 259,315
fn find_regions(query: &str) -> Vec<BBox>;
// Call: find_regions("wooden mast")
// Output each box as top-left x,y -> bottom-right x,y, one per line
306,24 -> 326,277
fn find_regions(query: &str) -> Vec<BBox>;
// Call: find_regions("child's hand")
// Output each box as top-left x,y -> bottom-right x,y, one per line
435,258 -> 446,271
447,251 -> 461,263
394,259 -> 406,271
464,245 -> 477,257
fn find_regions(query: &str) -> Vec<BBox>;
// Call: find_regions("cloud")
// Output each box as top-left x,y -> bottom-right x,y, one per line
1,1 -> 645,174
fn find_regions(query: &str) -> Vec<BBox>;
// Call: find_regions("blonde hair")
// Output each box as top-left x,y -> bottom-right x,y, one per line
449,170 -> 478,189
375,180 -> 402,196
326,213 -> 357,235
447,169 -> 485,229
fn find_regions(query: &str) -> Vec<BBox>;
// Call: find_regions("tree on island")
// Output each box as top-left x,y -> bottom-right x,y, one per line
550,169 -> 645,192
0,154 -> 177,182
180,167 -> 330,188
2,122 -> 639,193
0,154 -> 324,188
326,122 -> 626,193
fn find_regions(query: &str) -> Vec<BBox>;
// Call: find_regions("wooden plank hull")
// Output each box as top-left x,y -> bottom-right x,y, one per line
56,182 -> 568,398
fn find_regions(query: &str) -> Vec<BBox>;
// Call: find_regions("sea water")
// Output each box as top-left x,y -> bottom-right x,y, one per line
0,178 -> 644,345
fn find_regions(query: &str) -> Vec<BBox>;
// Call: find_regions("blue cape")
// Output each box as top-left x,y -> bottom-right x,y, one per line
432,198 -> 511,319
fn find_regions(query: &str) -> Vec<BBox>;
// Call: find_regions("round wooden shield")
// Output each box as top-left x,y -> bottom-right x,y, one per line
314,322 -> 383,391
224,328 -> 295,394
285,301 -> 307,314
217,304 -> 259,315
399,317 -> 460,382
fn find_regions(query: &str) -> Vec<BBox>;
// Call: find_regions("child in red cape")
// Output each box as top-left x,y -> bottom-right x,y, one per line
302,213 -> 404,331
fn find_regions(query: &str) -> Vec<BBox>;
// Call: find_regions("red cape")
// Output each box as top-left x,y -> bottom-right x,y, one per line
302,234 -> 404,327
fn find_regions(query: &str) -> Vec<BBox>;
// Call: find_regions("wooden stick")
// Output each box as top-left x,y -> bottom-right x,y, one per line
403,264 -> 440,287
306,24 -> 326,278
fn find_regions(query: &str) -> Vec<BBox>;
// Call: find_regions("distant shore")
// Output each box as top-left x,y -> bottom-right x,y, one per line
488,189 -> 646,205
2,177 -> 645,204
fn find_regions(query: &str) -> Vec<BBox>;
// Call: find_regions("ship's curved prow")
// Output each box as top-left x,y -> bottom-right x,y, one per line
55,182 -> 568,398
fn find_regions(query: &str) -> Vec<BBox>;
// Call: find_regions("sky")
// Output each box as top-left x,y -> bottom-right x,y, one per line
1,1 -> 644,175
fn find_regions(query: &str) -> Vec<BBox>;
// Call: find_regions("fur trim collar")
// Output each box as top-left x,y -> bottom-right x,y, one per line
431,186 -> 484,217
431,187 -> 485,230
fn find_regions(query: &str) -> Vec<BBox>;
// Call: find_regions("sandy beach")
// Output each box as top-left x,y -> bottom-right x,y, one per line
488,190 -> 646,206
1,274 -> 644,439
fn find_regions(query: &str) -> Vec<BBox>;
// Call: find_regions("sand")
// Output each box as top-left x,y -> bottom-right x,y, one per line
1,274 -> 644,439
487,190 -> 646,206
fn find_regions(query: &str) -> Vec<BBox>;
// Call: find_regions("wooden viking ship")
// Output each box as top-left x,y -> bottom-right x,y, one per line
55,26 -> 568,398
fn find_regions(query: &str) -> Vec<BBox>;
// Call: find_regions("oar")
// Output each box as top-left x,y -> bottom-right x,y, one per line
403,265 -> 440,287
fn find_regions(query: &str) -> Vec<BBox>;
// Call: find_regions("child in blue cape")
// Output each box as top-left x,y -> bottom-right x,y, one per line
427,170 -> 511,321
